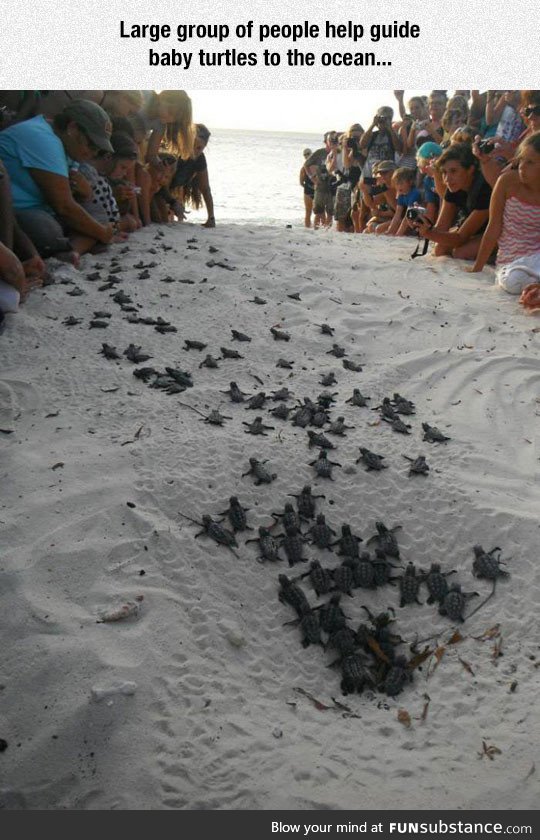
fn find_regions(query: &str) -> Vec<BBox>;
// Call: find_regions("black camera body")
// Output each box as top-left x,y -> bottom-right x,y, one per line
477,139 -> 495,154
406,204 -> 428,223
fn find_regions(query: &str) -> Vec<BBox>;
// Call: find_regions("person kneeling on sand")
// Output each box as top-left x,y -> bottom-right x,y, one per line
361,160 -> 397,234
410,143 -> 491,261
0,100 -> 115,264
468,132 -> 540,293
379,167 -> 422,236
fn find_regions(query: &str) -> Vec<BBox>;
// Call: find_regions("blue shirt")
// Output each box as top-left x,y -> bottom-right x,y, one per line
0,115 -> 69,213
397,187 -> 421,208
423,175 -> 438,206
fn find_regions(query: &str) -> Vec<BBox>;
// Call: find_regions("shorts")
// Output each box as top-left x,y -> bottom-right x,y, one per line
313,190 -> 334,216
496,252 -> 540,295
334,183 -> 352,222
15,209 -> 70,257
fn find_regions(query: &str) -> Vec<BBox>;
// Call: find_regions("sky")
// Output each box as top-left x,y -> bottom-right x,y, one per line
190,89 -> 427,134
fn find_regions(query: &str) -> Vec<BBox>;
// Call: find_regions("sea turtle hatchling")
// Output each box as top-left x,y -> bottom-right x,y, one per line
356,447 -> 387,471
301,560 -> 334,597
353,552 -> 376,589
220,347 -> 244,360
309,449 -> 341,480
217,496 -> 251,532
340,654 -> 372,695
398,563 -> 423,607
184,339 -> 207,351
165,368 -> 193,389
221,381 -> 250,403
403,455 -> 430,476
199,354 -> 220,369
276,358 -> 294,369
327,625 -> 358,658
333,524 -> 363,559
342,359 -> 363,372
231,329 -> 252,342
316,323 -> 335,336
439,583 -> 479,623
100,343 -> 120,360
306,514 -> 336,550
245,392 -> 267,410
333,558 -> 355,596
181,513 -> 239,556
272,502 -> 301,531
307,430 -> 335,450
376,397 -> 398,421
133,366 -> 158,382
269,403 -> 291,420
201,408 -> 233,426
311,406 -> 330,428
271,387 -> 293,402
472,545 -> 510,580
383,655 -> 412,697
372,548 -> 395,587
270,327 -> 291,341
287,485 -> 325,520
327,416 -> 354,436
63,316 -> 82,326
421,562 -> 456,604
281,525 -> 307,567
247,295 -> 267,305
422,422 -> 451,443
123,344 -> 152,364
393,393 -> 416,415
327,344 -> 347,358
346,389 -> 371,408
242,457 -> 276,486
320,372 -> 338,387
278,574 -> 310,617
292,403 -> 313,428
242,416 -> 275,436
246,526 -> 281,562
317,593 -> 347,634
368,521 -> 402,559
317,392 -> 338,409
383,416 -> 412,435
298,607 -> 322,648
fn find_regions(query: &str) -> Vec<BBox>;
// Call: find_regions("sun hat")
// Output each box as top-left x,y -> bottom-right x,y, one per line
417,141 -> 443,160
374,159 -> 397,173
63,100 -> 113,152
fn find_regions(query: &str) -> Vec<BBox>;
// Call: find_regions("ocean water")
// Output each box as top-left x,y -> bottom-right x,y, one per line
188,128 -> 322,226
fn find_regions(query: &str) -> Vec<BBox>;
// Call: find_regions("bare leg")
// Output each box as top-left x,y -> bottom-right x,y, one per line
303,194 -> 313,228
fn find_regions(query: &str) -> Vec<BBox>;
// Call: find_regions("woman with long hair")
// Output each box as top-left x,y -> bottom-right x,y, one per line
144,90 -> 195,165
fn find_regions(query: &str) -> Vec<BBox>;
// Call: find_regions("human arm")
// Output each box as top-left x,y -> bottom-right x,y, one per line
394,91 -> 406,120
386,204 -> 405,236
485,92 -> 506,126
196,169 -> 215,227
28,169 -> 113,243
417,204 -> 489,248
519,284 -> 540,310
145,125 -> 165,166
468,175 -> 507,271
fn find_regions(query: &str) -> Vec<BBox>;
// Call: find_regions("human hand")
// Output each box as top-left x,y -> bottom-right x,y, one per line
393,90 -> 404,100
202,217 -> 216,229
0,242 -> 26,295
69,169 -> 92,200
113,183 -> 136,202
466,265 -> 483,273
99,223 -> 115,244
519,283 -> 540,311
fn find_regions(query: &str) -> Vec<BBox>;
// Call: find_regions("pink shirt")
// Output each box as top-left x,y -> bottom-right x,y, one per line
497,196 -> 540,265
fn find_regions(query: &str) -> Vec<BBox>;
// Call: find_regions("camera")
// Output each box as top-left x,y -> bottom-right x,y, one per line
346,136 -> 359,152
477,139 -> 495,154
406,204 -> 428,223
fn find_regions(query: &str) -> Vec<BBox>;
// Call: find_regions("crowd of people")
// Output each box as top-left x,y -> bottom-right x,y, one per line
300,90 -> 540,311
0,90 -> 215,320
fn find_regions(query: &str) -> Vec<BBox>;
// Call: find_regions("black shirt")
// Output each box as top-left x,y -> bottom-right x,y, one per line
444,170 -> 491,217
171,153 -> 207,190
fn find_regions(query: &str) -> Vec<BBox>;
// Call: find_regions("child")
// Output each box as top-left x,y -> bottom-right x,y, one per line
362,160 -> 397,233
382,167 -> 422,236
469,132 -> 540,293
416,141 -> 443,224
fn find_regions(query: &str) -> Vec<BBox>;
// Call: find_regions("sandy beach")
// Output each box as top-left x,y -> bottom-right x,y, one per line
1,223 -> 539,810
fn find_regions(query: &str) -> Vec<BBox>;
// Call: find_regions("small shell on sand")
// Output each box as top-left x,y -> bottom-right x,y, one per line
91,681 -> 138,702
98,597 -> 143,623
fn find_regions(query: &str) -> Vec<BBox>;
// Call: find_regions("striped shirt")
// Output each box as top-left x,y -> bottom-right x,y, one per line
497,196 -> 540,265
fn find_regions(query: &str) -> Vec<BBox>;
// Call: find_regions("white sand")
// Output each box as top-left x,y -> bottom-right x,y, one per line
1,224 -> 539,810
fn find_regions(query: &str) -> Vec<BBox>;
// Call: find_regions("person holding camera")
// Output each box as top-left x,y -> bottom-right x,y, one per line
361,160 -> 398,234
409,143 -> 491,260
360,107 -> 402,178
342,124 -> 365,190
381,168 -> 422,236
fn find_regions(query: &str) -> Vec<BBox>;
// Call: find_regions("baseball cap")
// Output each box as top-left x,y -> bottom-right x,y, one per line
110,131 -> 139,159
374,160 -> 397,173
63,100 -> 113,152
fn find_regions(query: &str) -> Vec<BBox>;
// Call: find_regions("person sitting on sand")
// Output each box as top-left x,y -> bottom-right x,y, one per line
474,92 -> 540,188
0,100 -> 115,263
410,143 -> 491,261
144,90 -> 195,167
299,148 -> 314,228
468,132 -> 540,294
416,142 -> 443,224
379,167 -> 422,236
362,160 -> 398,233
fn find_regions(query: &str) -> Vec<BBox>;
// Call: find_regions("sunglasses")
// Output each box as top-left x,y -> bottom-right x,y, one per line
524,105 -> 540,117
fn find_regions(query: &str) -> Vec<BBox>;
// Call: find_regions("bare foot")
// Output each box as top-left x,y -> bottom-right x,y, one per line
55,250 -> 81,269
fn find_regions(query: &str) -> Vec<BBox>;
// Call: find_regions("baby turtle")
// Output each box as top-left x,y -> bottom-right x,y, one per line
276,358 -> 294,369
398,563 -> 422,607
439,583 -> 478,623
220,346 -> 244,360
327,625 -> 358,660
342,359 -> 363,372
86,271 -> 101,282
306,514 -> 336,550
242,458 -> 276,485
356,447 -> 387,471
353,552 -> 376,589
316,323 -> 335,336
155,323 -> 177,334
270,327 -> 290,341
384,655 -> 412,697
112,290 -> 132,305
165,368 -> 193,389
270,403 -> 291,420
281,525 -> 307,567
278,574 -> 310,617
245,392 -> 267,411
298,607 -> 322,648
133,366 -> 158,382
403,454 -> 429,476
346,389 -> 370,408
218,496 -> 250,532
472,545 -> 510,580
318,593 -> 347,634
201,408 -> 233,426
422,422 -> 451,443
311,406 -> 329,428
393,393 -> 416,415
341,654 -> 371,695
368,521 -> 401,559
327,416 -> 354,436
185,513 -> 239,556
247,295 -> 267,305
221,381 -> 249,403
288,485 -> 325,520
271,387 -> 293,402
272,502 -> 301,531
372,548 -> 395,586
124,344 -> 152,364
307,430 -> 335,450
286,291 -> 301,301
383,416 -> 411,435
333,558 -> 355,596
320,372 -> 338,387
422,562 -> 456,604
243,416 -> 275,436
89,319 -> 109,329
63,316 -> 82,326
309,449 -> 341,480
199,354 -> 220,369
333,524 -> 363,558
184,339 -> 207,351
292,404 -> 313,428
302,560 -> 334,596
246,526 -> 281,562
93,310 -> 111,319
100,343 -> 120,360
231,329 -> 252,342
317,392 -> 338,409
376,398 -> 398,421
327,343 -> 347,358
